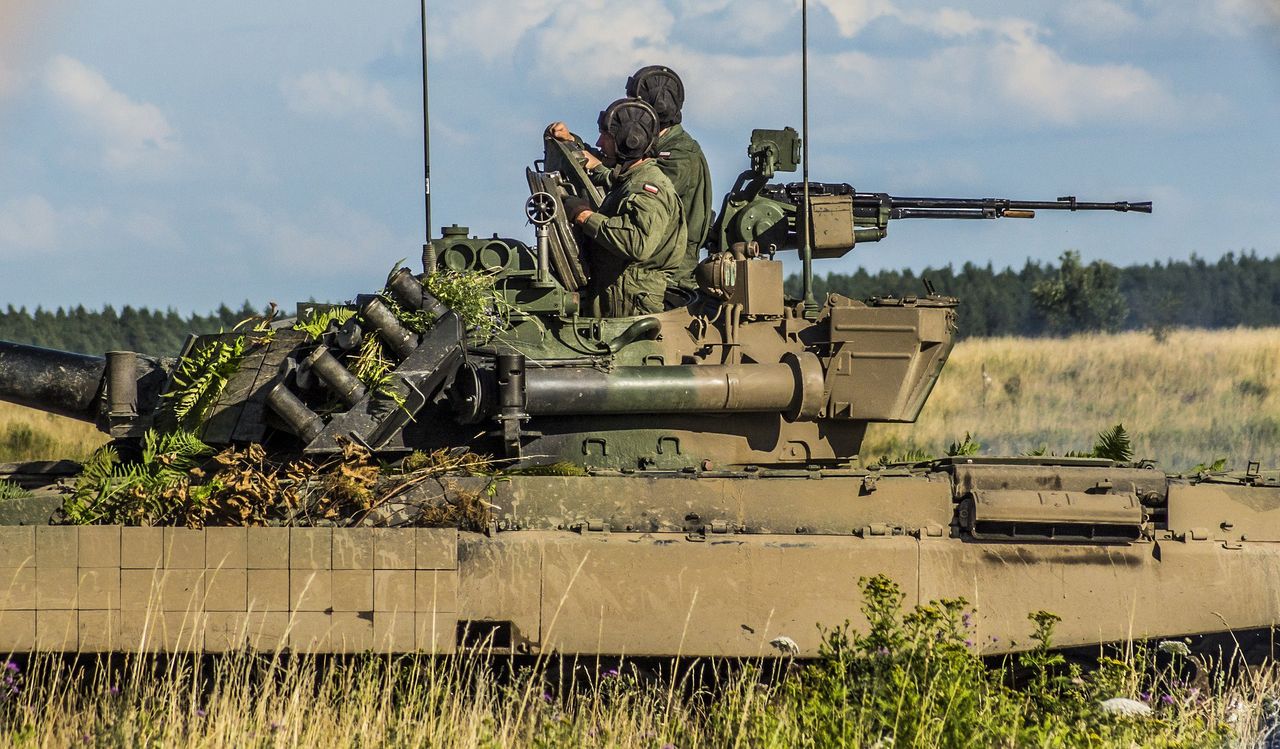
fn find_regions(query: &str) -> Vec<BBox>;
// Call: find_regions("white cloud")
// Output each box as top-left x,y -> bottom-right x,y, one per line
44,55 -> 181,173
1052,0 -> 1141,37
816,0 -> 897,37
438,0 -> 557,61
1195,0 -> 1280,33
524,1 -> 677,88
438,0 -> 1181,137
0,193 -> 180,259
281,70 -> 414,134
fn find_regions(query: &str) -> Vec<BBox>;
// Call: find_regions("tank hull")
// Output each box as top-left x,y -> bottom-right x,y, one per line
2,469 -> 1278,656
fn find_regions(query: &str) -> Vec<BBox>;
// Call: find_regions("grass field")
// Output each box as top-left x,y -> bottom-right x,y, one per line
863,326 -> 1280,471
0,406 -> 105,464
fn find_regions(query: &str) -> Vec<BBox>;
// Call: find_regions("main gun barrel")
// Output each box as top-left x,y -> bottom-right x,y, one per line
0,341 -> 107,422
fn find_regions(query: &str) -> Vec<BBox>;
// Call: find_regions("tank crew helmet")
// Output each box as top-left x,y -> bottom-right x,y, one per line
596,97 -> 660,163
625,65 -> 684,129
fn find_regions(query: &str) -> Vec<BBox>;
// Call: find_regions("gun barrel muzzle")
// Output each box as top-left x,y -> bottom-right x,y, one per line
0,341 -> 107,422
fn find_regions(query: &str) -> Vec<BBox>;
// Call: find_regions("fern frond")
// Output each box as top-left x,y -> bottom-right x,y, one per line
165,335 -> 249,428
1091,423 -> 1133,463
946,433 -> 981,458
293,306 -> 356,340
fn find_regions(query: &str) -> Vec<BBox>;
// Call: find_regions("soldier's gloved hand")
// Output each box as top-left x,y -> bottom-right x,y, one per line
562,196 -> 592,224
545,122 -> 573,142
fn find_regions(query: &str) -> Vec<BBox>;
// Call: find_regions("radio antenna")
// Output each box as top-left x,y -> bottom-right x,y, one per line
800,0 -> 818,318
419,0 -> 435,274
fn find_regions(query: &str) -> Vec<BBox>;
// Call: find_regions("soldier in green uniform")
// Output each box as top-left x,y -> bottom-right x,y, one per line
546,65 -> 712,291
561,99 -> 686,317
625,66 -> 712,290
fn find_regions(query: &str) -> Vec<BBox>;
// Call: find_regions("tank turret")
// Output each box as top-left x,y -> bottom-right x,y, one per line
0,128 -> 1146,475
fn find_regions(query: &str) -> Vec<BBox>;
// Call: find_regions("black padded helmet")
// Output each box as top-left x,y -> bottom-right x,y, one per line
625,65 -> 684,129
596,98 -> 660,163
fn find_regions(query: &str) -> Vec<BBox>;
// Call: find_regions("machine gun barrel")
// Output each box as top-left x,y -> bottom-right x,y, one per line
875,194 -> 1152,220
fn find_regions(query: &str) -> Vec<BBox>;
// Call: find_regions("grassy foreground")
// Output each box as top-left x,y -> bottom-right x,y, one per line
3,578 -> 1279,748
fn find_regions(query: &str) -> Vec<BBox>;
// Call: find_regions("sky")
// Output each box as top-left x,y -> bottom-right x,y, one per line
0,0 -> 1277,313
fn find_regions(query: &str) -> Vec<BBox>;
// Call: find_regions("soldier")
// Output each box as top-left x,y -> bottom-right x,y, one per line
625,66 -> 712,290
547,65 -> 712,291
561,98 -> 687,317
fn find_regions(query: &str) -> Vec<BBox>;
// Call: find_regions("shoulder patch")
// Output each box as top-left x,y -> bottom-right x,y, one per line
643,183 -> 660,194
658,151 -> 671,158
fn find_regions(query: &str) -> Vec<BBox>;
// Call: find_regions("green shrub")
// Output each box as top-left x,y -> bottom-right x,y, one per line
745,576 -> 1238,748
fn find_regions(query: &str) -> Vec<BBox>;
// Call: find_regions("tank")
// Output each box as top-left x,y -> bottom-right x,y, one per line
3,124 -> 1277,660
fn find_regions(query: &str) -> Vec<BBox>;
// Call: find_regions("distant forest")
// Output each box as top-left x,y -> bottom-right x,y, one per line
787,251 -> 1280,338
0,302 -> 260,357
0,253 -> 1276,355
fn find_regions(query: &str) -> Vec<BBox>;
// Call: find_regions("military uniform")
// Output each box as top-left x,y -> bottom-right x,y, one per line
653,124 -> 712,290
580,160 -> 687,317
588,126 -> 710,290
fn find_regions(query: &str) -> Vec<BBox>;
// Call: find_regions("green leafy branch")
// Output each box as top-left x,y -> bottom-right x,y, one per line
293,306 -> 356,340
63,429 -> 214,525
165,335 -> 249,429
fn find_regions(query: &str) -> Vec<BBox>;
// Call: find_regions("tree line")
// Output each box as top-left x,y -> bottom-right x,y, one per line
789,251 -> 1280,338
0,302 -> 260,356
0,252 -> 1276,355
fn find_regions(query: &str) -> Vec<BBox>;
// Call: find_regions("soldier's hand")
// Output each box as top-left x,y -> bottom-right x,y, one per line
545,122 -> 573,142
582,150 -> 602,170
562,196 -> 592,224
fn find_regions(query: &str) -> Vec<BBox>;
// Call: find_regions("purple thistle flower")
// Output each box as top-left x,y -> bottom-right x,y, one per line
108,685 -> 120,696
1160,695 -> 1175,706
604,667 -> 620,678
965,639 -> 974,647
542,691 -> 553,703
961,612 -> 972,627
4,661 -> 18,672
1140,691 -> 1151,702
195,708 -> 207,718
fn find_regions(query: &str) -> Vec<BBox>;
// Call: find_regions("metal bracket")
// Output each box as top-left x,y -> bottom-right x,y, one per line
366,377 -> 428,450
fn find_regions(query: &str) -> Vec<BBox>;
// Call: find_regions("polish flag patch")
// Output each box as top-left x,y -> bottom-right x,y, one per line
643,183 -> 660,194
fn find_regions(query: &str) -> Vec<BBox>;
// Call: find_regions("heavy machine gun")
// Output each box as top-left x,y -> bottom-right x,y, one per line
713,127 -> 1152,259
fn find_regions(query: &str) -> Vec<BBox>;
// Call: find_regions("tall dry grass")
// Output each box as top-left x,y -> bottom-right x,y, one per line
0,403 -> 105,463
865,326 -> 1280,471
1,613 -> 1277,748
